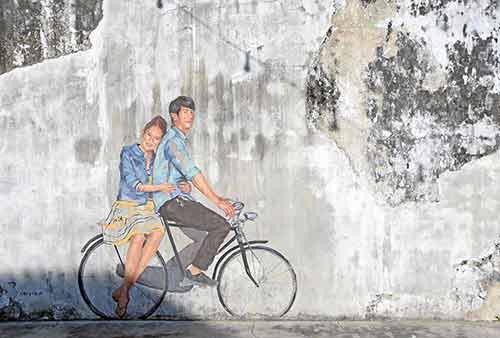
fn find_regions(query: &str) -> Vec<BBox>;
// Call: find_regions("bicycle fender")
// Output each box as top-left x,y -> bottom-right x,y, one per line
81,234 -> 103,253
211,240 -> 268,280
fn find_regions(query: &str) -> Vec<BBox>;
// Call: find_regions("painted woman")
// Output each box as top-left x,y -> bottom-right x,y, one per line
101,115 -> 190,317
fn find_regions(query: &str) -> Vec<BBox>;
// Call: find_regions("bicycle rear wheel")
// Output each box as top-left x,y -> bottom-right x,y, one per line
216,245 -> 297,318
78,238 -> 168,319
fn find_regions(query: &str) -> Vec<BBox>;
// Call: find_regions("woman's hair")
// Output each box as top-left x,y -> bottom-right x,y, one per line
142,115 -> 167,136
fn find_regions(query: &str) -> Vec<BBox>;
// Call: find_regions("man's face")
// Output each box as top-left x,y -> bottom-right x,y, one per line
172,106 -> 195,134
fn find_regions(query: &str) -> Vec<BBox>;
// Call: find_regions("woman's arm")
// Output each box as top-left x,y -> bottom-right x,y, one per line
137,183 -> 175,193
137,181 -> 192,193
120,149 -> 142,190
121,148 -> 176,194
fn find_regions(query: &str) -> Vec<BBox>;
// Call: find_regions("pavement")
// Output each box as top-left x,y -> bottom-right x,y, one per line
0,320 -> 499,338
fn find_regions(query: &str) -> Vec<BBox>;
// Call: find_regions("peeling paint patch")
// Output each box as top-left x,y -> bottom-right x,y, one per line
366,32 -> 500,205
0,0 -> 103,75
0,283 -> 28,320
366,293 -> 395,319
305,27 -> 340,131
360,0 -> 378,7
0,281 -> 80,320
453,239 -> 500,320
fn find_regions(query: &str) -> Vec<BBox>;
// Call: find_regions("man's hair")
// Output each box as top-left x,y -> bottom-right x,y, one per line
169,96 -> 196,117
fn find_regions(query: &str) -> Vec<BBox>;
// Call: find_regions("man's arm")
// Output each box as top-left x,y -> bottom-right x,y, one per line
166,139 -> 235,217
165,140 -> 201,182
192,172 -> 235,218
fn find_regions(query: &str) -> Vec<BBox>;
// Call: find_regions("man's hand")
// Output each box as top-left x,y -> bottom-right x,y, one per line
178,181 -> 192,193
216,198 -> 236,218
191,173 -> 235,217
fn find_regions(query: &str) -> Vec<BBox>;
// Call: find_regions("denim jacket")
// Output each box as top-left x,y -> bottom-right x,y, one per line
117,144 -> 154,205
153,127 -> 201,211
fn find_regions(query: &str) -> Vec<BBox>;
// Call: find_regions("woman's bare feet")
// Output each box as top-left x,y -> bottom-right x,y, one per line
112,286 -> 129,318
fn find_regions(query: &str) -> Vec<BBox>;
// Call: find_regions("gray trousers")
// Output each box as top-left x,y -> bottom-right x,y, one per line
159,197 -> 231,272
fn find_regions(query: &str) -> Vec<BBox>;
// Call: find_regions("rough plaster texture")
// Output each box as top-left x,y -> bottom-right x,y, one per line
0,0 -> 103,74
0,0 -> 499,320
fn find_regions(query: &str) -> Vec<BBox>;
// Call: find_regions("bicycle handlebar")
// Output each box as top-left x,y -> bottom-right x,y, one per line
232,201 -> 244,211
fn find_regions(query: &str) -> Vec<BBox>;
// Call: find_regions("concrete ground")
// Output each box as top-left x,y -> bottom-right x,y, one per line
0,320 -> 499,338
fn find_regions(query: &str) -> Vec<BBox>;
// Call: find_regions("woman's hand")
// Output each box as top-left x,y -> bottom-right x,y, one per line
158,183 -> 176,193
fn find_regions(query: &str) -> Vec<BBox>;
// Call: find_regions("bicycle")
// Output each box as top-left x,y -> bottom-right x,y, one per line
78,201 -> 297,319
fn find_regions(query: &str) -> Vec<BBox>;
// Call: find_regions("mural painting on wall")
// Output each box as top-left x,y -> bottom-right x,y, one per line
78,96 -> 298,319
3,0 -> 500,323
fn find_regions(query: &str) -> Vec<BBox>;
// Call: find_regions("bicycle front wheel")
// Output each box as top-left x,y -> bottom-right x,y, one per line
217,245 -> 297,319
78,238 -> 168,319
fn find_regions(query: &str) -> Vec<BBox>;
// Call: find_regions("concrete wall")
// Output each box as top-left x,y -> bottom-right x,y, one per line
0,0 -> 499,320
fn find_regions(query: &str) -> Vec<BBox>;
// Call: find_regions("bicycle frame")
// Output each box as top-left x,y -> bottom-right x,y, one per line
161,217 -> 268,287
80,216 -> 268,288
211,237 -> 268,282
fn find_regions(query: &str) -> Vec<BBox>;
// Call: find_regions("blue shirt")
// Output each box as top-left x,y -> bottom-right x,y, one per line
117,144 -> 154,205
153,127 -> 201,210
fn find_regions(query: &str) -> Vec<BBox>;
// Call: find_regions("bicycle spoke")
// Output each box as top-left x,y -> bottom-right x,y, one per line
265,267 -> 292,280
217,247 -> 296,318
79,240 -> 168,319
264,259 -> 285,277
230,256 -> 254,280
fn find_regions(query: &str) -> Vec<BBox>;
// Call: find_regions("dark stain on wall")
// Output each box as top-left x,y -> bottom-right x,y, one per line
252,133 -> 268,160
360,0 -> 378,7
152,82 -> 162,116
74,137 -> 102,164
366,32 -> 500,205
305,33 -> 340,132
0,0 -> 103,75
408,0 -> 461,17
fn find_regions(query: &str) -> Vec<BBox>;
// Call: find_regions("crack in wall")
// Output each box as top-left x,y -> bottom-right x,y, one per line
453,239 -> 500,319
305,25 -> 364,179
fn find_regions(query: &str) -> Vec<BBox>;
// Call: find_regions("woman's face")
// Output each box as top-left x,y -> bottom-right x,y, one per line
141,125 -> 163,153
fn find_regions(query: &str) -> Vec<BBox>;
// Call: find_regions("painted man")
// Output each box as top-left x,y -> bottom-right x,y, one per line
153,95 -> 235,287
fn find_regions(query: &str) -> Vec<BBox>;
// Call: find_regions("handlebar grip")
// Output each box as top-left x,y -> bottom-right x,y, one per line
232,201 -> 244,211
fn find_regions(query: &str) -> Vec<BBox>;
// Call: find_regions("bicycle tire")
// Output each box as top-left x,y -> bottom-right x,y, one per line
78,238 -> 168,319
216,245 -> 297,318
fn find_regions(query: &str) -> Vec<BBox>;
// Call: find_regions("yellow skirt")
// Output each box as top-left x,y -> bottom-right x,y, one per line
101,200 -> 164,246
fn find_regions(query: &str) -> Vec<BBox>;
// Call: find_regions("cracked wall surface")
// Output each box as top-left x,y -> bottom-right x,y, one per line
312,0 -> 500,205
366,32 -> 500,204
1,0 -> 500,321
0,0 -> 103,75
304,0 -> 500,319
453,240 -> 500,320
